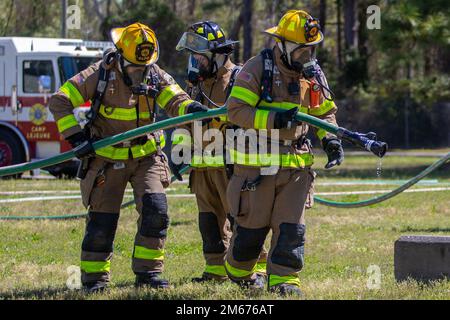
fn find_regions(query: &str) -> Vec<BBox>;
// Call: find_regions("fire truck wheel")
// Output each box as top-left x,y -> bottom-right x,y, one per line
0,127 -> 26,178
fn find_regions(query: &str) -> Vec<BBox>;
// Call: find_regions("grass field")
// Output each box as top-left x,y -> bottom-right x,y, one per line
0,151 -> 449,300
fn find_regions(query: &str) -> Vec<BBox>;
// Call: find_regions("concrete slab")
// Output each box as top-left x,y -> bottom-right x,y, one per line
394,235 -> 450,282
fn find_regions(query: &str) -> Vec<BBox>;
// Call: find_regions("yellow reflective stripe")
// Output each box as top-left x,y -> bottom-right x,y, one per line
191,154 -> 224,168
269,274 -> 301,287
219,115 -> 228,122
316,128 -> 327,141
56,114 -> 79,133
255,262 -> 267,274
254,109 -> 270,129
204,264 -> 227,277
172,132 -> 191,146
99,105 -> 151,121
225,261 -> 255,278
308,99 -> 335,116
156,84 -> 185,108
133,245 -> 165,260
178,99 -> 194,116
131,135 -> 166,159
95,136 -> 165,160
60,81 -> 85,107
229,86 -> 260,107
229,149 -> 314,167
95,145 -> 129,160
259,100 -> 309,114
80,260 -> 111,273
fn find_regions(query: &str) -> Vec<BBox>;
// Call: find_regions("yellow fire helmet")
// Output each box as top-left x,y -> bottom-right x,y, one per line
110,22 -> 159,65
264,10 -> 323,46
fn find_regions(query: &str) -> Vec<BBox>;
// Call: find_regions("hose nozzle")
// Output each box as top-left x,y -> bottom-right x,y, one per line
337,129 -> 388,158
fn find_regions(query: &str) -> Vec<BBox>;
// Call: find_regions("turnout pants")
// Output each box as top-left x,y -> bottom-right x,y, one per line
190,168 -> 268,279
225,165 -> 315,288
79,153 -> 171,285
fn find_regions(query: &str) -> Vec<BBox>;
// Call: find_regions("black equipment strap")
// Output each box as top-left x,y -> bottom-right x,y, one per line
259,48 -> 274,106
85,52 -> 115,127
226,65 -> 242,99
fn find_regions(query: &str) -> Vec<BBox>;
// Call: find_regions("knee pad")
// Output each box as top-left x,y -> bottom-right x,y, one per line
82,211 -> 119,252
233,225 -> 269,261
271,223 -> 306,270
199,212 -> 226,254
140,193 -> 169,238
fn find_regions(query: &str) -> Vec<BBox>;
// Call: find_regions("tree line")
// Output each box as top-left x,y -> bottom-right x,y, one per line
1,0 -> 449,147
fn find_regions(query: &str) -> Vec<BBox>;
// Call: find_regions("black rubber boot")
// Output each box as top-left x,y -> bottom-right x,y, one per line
135,272 -> 170,289
83,281 -> 108,294
236,273 -> 266,291
192,272 -> 228,283
269,283 -> 303,297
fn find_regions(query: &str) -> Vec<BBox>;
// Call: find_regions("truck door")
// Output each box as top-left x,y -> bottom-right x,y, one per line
17,55 -> 61,159
0,60 -> 4,97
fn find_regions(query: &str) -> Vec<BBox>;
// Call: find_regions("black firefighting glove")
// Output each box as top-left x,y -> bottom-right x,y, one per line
322,138 -> 344,169
66,131 -> 95,160
169,149 -> 185,181
186,101 -> 209,113
186,101 -> 213,124
273,107 -> 299,129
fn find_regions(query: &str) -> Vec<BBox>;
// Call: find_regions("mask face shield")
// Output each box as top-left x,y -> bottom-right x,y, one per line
120,58 -> 150,94
187,53 -> 213,85
291,46 -> 314,65
124,63 -> 147,86
176,32 -> 211,54
287,43 -> 316,74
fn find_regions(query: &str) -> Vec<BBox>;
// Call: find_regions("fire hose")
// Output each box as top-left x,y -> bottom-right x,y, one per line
0,107 -> 446,220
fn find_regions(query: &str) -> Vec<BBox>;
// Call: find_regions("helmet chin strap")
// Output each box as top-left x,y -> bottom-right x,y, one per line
203,52 -> 228,79
118,55 -> 132,87
278,41 -> 293,72
278,41 -> 302,72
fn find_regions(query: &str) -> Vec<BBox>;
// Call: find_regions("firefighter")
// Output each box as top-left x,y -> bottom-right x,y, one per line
49,22 -> 210,293
224,10 -> 344,296
172,21 -> 268,282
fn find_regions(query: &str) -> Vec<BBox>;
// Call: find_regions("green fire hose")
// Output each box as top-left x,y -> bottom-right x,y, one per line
0,152 -> 448,220
1,107 -> 444,221
0,107 -> 386,177
118,152 -> 449,210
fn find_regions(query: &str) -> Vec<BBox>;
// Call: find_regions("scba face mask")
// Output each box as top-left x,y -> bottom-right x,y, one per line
187,53 -> 215,85
119,57 -> 154,96
280,41 -> 317,75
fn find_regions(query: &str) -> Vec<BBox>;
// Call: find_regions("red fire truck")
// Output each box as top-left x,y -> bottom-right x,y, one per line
0,37 -> 113,177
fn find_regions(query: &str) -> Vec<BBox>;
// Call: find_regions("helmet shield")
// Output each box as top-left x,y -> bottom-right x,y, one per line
176,32 -> 211,54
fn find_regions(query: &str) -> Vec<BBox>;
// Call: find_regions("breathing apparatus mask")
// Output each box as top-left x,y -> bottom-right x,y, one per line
119,55 -> 158,97
187,52 -> 218,85
278,41 -> 334,100
176,29 -> 235,85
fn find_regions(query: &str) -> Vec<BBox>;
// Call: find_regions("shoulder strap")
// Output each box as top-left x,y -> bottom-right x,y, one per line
85,54 -> 115,126
259,48 -> 274,104
225,65 -> 242,99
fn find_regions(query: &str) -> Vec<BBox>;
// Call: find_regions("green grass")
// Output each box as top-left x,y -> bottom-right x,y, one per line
0,153 -> 449,300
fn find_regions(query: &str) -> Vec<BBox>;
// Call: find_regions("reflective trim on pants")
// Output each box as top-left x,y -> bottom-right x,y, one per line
204,264 -> 227,277
225,260 -> 255,278
268,274 -> 301,287
133,245 -> 165,261
80,260 -> 111,273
